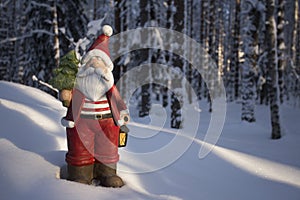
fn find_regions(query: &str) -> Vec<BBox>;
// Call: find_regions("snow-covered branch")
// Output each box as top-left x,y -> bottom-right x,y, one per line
31,1 -> 53,11
0,29 -> 54,44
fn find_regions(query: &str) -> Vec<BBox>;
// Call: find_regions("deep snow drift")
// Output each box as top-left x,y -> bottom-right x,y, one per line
0,81 -> 300,200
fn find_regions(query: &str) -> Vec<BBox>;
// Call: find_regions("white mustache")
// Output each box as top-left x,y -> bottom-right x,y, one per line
77,67 -> 111,81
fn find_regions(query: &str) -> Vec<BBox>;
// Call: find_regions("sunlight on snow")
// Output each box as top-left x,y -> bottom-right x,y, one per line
198,140 -> 300,189
129,121 -> 300,189
0,98 -> 67,150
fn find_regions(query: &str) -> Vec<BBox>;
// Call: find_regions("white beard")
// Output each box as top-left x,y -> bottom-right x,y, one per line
75,67 -> 114,101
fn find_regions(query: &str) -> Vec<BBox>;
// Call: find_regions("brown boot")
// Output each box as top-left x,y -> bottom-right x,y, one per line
67,164 -> 93,185
94,163 -> 124,188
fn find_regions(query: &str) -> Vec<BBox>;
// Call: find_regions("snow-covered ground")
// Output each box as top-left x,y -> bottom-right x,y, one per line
0,80 -> 299,200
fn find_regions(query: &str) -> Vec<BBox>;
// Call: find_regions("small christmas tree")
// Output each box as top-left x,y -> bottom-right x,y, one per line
50,50 -> 79,107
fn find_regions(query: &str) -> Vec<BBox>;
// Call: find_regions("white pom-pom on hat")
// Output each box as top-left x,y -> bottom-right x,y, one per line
102,25 -> 113,37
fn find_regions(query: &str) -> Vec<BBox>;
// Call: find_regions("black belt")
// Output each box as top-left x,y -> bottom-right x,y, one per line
80,113 -> 113,120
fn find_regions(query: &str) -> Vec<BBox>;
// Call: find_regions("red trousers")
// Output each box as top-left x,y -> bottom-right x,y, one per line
65,117 -> 119,166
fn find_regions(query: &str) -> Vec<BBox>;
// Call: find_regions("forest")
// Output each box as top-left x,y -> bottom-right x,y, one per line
0,0 -> 299,139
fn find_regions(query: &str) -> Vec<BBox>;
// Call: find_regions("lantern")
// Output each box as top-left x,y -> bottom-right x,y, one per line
119,125 -> 129,147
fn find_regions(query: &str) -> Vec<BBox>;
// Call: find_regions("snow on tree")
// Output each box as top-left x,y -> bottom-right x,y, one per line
0,0 -> 87,94
57,0 -> 88,53
227,0 -> 241,102
265,0 -> 282,139
276,0 -> 286,103
294,0 -> 300,107
240,0 -> 263,122
22,1 -> 57,88
169,0 -> 185,128
0,0 -> 24,82
1,0 -> 300,134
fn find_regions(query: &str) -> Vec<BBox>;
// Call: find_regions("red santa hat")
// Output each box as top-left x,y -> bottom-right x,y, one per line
81,25 -> 114,71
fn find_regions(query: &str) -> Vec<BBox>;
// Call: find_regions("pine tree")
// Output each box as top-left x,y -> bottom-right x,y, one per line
0,0 -> 87,93
0,0 -> 24,82
56,0 -> 88,53
22,1 -> 56,88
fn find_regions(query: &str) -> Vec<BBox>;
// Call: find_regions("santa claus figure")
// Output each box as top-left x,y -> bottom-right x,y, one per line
61,25 -> 129,188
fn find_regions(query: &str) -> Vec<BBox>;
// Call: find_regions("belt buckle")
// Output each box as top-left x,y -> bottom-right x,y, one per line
96,114 -> 102,119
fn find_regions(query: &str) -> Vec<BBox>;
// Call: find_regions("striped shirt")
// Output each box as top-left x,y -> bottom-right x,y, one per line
81,96 -> 111,115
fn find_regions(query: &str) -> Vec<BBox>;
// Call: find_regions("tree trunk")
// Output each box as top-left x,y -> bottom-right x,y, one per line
231,0 -> 241,101
113,0 -> 122,81
53,0 -> 60,68
266,0 -> 282,139
276,0 -> 285,103
139,0 -> 151,117
240,0 -> 260,122
170,0 -> 184,129
295,0 -> 300,72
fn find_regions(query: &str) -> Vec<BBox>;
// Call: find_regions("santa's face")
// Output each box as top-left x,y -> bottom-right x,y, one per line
75,57 -> 114,101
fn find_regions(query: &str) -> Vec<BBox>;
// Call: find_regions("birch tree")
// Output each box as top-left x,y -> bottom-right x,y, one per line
295,0 -> 300,72
53,0 -> 60,68
170,0 -> 185,128
276,0 -> 286,103
291,0 -> 300,107
240,0 -> 262,122
265,0 -> 281,139
228,0 -> 241,101
138,0 -> 151,117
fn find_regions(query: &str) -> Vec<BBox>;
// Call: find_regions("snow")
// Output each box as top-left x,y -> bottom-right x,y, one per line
0,80 -> 300,200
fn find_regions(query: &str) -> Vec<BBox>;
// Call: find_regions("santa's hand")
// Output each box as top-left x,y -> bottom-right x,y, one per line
118,110 -> 130,126
61,117 -> 75,128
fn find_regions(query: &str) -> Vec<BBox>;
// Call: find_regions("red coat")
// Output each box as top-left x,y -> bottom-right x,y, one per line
64,85 -> 127,166
65,85 -> 127,125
